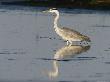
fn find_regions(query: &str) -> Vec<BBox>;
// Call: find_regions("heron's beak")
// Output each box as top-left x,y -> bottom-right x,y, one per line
42,10 -> 49,13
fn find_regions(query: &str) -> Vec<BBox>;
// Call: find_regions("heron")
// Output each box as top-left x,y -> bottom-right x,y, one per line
43,8 -> 90,45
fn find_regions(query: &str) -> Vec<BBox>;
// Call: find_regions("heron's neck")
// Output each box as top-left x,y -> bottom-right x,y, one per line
54,11 -> 59,29
49,61 -> 58,78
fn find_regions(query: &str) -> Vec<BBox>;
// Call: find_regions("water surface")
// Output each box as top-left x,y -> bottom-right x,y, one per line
0,5 -> 110,82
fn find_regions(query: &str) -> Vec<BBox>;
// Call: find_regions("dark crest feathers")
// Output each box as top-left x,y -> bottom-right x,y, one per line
50,8 -> 57,10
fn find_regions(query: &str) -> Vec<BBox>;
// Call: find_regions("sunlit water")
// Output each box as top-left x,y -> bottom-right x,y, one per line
0,5 -> 110,82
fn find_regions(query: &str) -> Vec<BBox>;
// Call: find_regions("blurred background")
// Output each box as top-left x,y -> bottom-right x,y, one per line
0,0 -> 110,9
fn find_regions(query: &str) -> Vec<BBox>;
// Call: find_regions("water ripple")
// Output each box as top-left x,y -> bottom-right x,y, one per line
0,49 -> 26,55
35,57 -> 97,62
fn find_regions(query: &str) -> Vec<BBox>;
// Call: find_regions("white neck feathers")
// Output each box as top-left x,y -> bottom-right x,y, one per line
54,11 -> 59,29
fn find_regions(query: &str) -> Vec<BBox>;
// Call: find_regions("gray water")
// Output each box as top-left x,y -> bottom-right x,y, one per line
0,5 -> 110,82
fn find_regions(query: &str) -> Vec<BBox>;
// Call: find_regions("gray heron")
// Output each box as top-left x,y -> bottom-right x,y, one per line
43,8 -> 90,45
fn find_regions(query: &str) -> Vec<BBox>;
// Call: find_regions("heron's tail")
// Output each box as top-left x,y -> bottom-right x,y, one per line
82,35 -> 91,42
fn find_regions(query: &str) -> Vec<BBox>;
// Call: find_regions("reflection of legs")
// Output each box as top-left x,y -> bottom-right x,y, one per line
67,40 -> 73,46
69,41 -> 72,46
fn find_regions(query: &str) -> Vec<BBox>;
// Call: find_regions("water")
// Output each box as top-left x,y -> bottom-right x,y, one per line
0,5 -> 110,82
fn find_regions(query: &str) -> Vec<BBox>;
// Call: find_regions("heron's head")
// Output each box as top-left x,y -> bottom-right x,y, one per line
43,8 -> 59,15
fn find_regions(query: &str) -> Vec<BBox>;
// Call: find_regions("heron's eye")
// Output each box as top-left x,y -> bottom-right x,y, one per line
49,9 -> 52,11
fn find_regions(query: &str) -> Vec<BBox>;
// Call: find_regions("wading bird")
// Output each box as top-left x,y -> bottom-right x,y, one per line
43,8 -> 90,45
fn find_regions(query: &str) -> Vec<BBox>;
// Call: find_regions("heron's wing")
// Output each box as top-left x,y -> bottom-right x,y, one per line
62,27 -> 83,36
63,27 -> 91,41
57,27 -> 90,41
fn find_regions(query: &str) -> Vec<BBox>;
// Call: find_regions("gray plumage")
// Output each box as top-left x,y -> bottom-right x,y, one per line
43,8 -> 91,45
55,27 -> 90,42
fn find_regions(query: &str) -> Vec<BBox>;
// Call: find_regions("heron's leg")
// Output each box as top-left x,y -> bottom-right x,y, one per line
66,40 -> 69,45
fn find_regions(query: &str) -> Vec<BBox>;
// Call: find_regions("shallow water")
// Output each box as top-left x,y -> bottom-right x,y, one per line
0,5 -> 110,82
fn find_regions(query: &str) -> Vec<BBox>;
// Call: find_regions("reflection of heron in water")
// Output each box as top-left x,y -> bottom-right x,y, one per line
43,8 -> 90,45
48,45 -> 90,78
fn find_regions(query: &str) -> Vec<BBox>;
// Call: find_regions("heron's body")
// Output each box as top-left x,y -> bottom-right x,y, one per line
43,8 -> 90,45
55,26 -> 90,42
